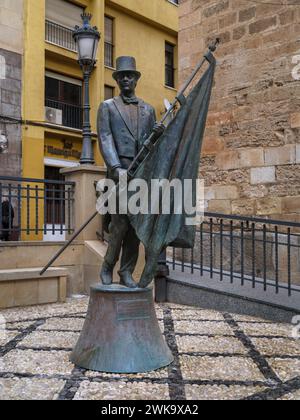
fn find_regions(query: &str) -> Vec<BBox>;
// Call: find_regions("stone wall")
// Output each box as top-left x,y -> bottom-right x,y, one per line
0,0 -> 23,177
179,0 -> 300,222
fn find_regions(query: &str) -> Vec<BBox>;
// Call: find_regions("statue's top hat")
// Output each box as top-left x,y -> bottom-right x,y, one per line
113,56 -> 141,80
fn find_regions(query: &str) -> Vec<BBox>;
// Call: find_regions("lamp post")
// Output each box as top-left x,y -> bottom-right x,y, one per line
73,13 -> 100,165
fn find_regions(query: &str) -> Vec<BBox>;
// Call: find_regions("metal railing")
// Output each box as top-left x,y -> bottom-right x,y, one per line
0,176 -> 75,241
104,42 -> 114,68
45,99 -> 83,130
45,20 -> 77,52
168,212 -> 300,297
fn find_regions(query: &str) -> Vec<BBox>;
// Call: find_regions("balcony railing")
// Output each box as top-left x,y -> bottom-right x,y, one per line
0,176 -> 75,241
45,20 -> 77,53
104,42 -> 114,68
45,99 -> 82,130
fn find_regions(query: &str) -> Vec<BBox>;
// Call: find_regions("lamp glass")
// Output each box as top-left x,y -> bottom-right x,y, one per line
77,35 -> 96,62
92,38 -> 99,61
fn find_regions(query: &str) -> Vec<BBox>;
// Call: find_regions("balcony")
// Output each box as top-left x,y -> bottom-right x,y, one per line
45,20 -> 77,53
45,99 -> 82,130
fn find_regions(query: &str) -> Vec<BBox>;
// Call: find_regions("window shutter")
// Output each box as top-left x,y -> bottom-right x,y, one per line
46,0 -> 84,28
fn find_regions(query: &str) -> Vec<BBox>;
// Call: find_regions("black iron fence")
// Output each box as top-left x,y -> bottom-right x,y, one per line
45,20 -> 77,52
45,99 -> 83,130
168,212 -> 300,297
0,176 -> 75,241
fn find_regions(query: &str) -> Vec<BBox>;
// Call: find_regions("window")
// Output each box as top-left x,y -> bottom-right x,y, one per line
45,72 -> 82,129
105,16 -> 114,68
105,85 -> 115,100
165,42 -> 175,88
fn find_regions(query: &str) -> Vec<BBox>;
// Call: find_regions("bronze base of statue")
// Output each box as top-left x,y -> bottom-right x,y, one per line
70,284 -> 174,373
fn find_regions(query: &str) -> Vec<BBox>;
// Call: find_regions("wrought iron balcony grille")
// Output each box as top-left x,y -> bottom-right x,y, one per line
46,20 -> 77,53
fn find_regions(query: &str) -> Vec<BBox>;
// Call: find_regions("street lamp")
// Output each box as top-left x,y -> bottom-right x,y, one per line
73,13 -> 101,165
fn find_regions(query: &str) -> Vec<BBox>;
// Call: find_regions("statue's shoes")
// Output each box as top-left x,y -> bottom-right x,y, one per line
100,264 -> 113,285
119,272 -> 138,289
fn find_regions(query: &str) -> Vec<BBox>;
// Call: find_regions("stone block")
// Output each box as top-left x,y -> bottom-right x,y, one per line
249,16 -> 277,34
0,282 -> 14,309
0,77 -> 21,92
239,7 -> 256,23
276,165 -> 300,183
202,137 -> 224,156
233,26 -> 246,41
211,185 -> 239,200
256,197 -> 282,216
1,102 -> 21,118
38,278 -> 58,305
264,145 -> 296,166
296,145 -> 300,164
59,276 -> 67,302
207,111 -> 233,127
14,280 -> 39,307
208,199 -> 231,214
250,167 -> 276,185
215,151 -> 239,170
203,1 -> 229,18
282,196 -> 300,214
290,113 -> 300,129
239,148 -> 264,168
279,10 -> 295,26
1,89 -> 21,106
232,199 -> 256,216
219,12 -> 237,29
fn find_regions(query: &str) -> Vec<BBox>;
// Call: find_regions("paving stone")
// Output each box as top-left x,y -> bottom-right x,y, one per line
0,378 -> 66,400
176,335 -> 247,354
6,321 -> 36,330
180,355 -> 265,381
174,320 -> 234,336
238,322 -> 292,338
85,368 -> 169,380
277,390 -> 300,400
0,350 -> 74,376
37,318 -> 85,332
0,297 -> 89,322
251,338 -> 300,357
17,331 -> 79,349
185,384 -> 266,400
268,358 -> 300,382
0,331 -> 19,346
172,309 -> 225,321
74,381 -> 170,400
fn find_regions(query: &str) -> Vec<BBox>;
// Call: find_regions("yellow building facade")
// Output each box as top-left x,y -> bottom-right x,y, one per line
21,0 -> 178,240
22,0 -> 178,178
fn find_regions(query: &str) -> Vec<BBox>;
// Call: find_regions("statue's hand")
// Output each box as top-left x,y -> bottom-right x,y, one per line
112,167 -> 128,183
153,122 -> 165,138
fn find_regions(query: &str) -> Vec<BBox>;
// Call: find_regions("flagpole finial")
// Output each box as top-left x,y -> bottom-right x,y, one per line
209,38 -> 220,52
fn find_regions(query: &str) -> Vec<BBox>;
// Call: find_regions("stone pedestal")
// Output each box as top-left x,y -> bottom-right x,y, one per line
71,284 -> 174,373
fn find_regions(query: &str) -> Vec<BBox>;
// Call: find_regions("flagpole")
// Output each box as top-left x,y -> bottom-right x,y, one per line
40,39 -> 220,276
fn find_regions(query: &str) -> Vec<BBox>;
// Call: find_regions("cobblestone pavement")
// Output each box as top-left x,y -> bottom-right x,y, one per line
0,297 -> 299,400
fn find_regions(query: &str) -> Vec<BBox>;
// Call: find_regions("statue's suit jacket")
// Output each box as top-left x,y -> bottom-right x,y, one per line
97,96 -> 156,174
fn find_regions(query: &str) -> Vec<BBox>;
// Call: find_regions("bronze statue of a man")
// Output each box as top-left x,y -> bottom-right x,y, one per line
97,56 -> 164,288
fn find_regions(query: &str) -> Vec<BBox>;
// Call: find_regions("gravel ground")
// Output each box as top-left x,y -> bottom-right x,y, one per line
0,297 -> 299,400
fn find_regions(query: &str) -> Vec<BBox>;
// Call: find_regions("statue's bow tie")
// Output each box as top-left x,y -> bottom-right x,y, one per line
122,96 -> 139,105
